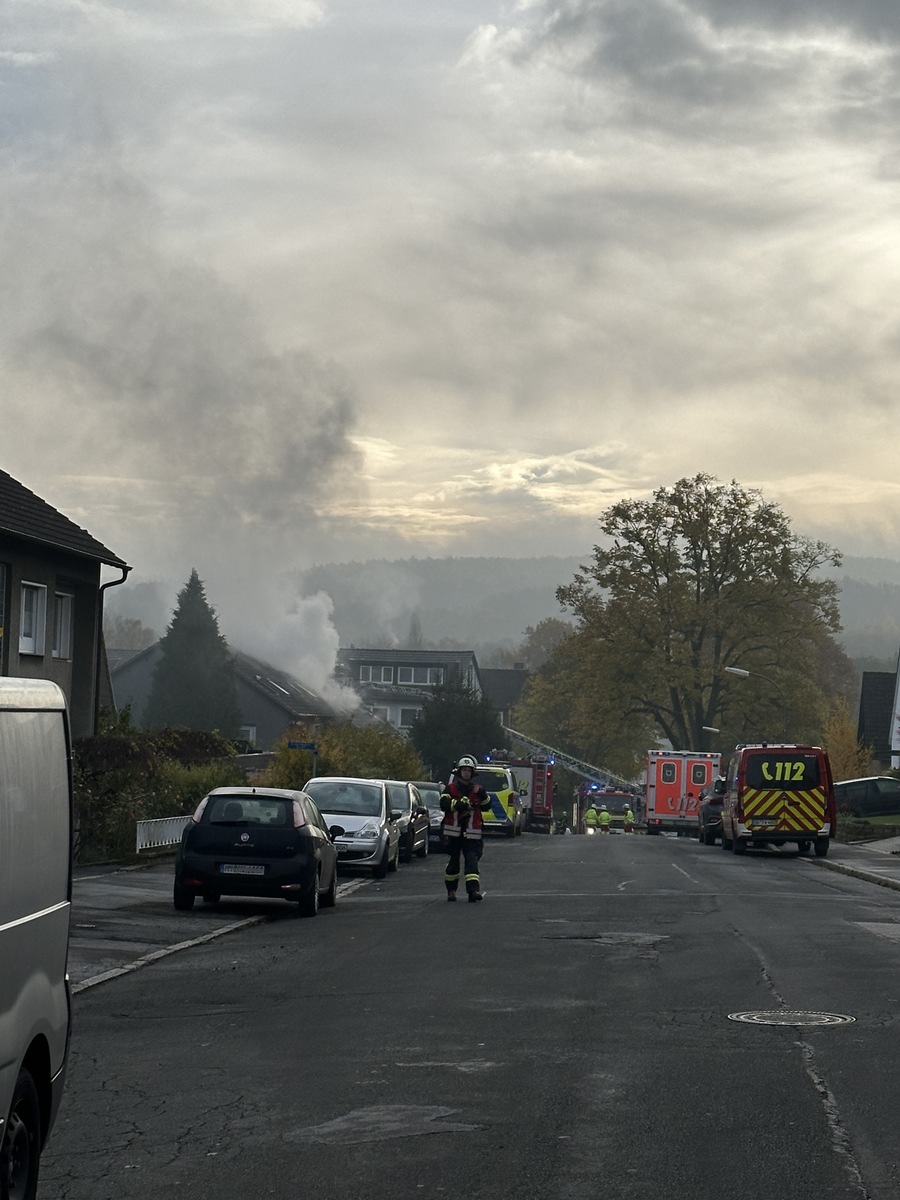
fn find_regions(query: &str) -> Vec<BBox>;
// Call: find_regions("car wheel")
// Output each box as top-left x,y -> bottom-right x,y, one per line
174,882 -> 195,911
320,863 -> 338,908
814,838 -> 829,858
416,834 -> 429,859
373,843 -> 389,879
298,871 -> 320,917
388,839 -> 399,871
797,840 -> 810,855
732,835 -> 747,855
0,1067 -> 41,1200
401,832 -> 414,864
720,828 -> 731,850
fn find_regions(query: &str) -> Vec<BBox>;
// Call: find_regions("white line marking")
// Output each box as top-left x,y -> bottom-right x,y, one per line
671,863 -> 704,886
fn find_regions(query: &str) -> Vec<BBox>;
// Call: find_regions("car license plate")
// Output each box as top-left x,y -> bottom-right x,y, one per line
752,818 -> 777,827
219,863 -> 266,875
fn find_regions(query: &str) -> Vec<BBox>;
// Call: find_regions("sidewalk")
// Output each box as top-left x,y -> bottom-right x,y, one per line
811,836 -> 900,893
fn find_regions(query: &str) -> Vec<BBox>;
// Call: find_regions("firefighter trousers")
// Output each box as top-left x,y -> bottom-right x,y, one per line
445,838 -> 483,897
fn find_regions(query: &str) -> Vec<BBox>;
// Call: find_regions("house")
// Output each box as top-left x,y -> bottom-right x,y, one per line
479,665 -> 530,728
857,670 -> 897,770
0,468 -> 129,738
111,644 -> 342,749
336,647 -> 483,731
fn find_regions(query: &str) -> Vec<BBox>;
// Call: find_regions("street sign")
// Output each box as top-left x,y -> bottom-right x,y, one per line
288,742 -> 317,751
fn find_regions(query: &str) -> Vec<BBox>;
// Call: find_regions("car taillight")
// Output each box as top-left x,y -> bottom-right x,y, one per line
292,800 -> 307,828
191,796 -> 209,824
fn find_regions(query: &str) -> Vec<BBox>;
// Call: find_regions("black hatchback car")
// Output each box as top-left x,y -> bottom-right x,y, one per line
383,781 -> 430,861
174,786 -> 340,916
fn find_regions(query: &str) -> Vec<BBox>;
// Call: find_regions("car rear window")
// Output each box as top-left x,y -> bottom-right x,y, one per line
479,771 -> 511,791
304,781 -> 383,816
207,796 -> 291,825
744,753 -> 821,790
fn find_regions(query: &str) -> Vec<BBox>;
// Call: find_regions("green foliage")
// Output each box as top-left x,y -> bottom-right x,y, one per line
72,723 -> 243,864
822,700 -> 873,781
513,628 -> 651,780
262,720 -> 426,788
409,678 -> 505,778
144,569 -> 241,737
555,475 -> 844,751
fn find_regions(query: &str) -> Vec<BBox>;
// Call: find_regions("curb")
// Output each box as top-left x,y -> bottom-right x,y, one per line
810,857 -> 900,894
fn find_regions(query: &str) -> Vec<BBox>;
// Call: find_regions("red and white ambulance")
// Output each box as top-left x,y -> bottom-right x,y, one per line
645,749 -> 721,836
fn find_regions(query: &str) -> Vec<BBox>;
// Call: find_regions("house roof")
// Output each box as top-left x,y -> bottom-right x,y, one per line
232,652 -> 341,721
857,671 -> 896,759
0,468 -> 128,567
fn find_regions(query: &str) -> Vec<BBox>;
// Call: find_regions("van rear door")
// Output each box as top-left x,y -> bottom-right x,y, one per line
741,750 -> 827,835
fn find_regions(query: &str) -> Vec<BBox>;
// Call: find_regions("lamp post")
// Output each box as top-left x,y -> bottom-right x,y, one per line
724,666 -> 789,741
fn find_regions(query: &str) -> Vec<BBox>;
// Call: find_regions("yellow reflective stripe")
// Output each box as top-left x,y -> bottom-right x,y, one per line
464,873 -> 480,882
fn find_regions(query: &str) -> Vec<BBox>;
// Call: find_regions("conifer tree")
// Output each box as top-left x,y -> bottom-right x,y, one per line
144,569 -> 241,736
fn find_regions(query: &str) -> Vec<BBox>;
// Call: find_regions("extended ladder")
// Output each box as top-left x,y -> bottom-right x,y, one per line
501,726 -> 634,789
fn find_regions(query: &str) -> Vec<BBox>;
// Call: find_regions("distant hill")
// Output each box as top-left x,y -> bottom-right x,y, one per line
106,553 -> 900,671
299,556 -> 585,651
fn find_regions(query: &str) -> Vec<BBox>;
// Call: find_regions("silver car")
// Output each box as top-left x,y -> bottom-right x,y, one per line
302,777 -> 401,879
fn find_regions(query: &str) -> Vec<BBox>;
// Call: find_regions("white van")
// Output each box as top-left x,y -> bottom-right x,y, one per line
0,679 -> 73,1198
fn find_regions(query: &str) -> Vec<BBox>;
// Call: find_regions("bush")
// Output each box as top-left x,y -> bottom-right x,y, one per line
73,716 -> 244,864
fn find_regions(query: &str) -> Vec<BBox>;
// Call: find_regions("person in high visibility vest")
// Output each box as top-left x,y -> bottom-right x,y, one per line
584,802 -> 600,833
622,804 -> 635,833
440,755 -> 492,902
597,804 -> 612,833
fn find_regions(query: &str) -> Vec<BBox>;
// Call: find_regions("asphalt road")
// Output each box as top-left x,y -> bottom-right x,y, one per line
40,835 -> 900,1200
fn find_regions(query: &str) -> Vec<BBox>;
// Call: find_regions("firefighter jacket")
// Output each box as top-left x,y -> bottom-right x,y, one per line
584,806 -> 600,828
441,777 -> 492,841
597,809 -> 612,829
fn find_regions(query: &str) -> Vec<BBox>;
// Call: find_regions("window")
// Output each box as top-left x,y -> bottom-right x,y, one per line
661,762 -> 677,785
690,763 -> 708,787
398,666 -> 444,685
19,583 -> 47,655
400,708 -> 419,727
379,666 -> 394,683
372,707 -> 389,723
52,592 -> 73,660
359,666 -> 372,682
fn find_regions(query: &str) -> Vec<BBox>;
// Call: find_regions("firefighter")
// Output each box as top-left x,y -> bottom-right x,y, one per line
622,802 -> 635,833
597,804 -> 612,833
440,755 -> 492,902
583,802 -> 600,834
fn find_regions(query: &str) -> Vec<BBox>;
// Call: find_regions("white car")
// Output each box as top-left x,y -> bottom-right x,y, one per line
302,777 -> 401,878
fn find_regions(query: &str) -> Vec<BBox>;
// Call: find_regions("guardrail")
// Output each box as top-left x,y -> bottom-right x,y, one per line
136,816 -> 192,853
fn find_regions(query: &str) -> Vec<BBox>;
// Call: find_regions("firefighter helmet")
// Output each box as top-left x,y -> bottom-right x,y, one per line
456,755 -> 478,772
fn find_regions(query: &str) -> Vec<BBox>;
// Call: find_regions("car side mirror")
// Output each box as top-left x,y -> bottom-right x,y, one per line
416,805 -> 428,816
390,809 -> 404,821
714,780 -> 726,797
329,825 -> 345,839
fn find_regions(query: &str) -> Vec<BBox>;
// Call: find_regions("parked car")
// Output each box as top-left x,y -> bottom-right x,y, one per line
832,776 -> 900,819
173,786 -> 339,916
697,777 -> 726,845
302,777 -> 401,878
383,781 -> 430,861
413,780 -> 446,849
475,763 -> 524,837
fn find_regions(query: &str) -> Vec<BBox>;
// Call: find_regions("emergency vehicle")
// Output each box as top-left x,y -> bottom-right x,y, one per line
645,749 -> 721,835
720,742 -> 836,856
577,785 -> 636,832
478,752 -> 554,835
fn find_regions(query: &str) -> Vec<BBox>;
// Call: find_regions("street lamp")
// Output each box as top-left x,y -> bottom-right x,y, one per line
724,665 -> 788,740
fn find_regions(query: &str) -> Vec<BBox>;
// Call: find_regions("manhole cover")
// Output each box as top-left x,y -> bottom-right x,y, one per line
727,1010 -> 855,1027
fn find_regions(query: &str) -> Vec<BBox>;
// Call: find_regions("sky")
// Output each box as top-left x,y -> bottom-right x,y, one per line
4,0 -> 900,678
